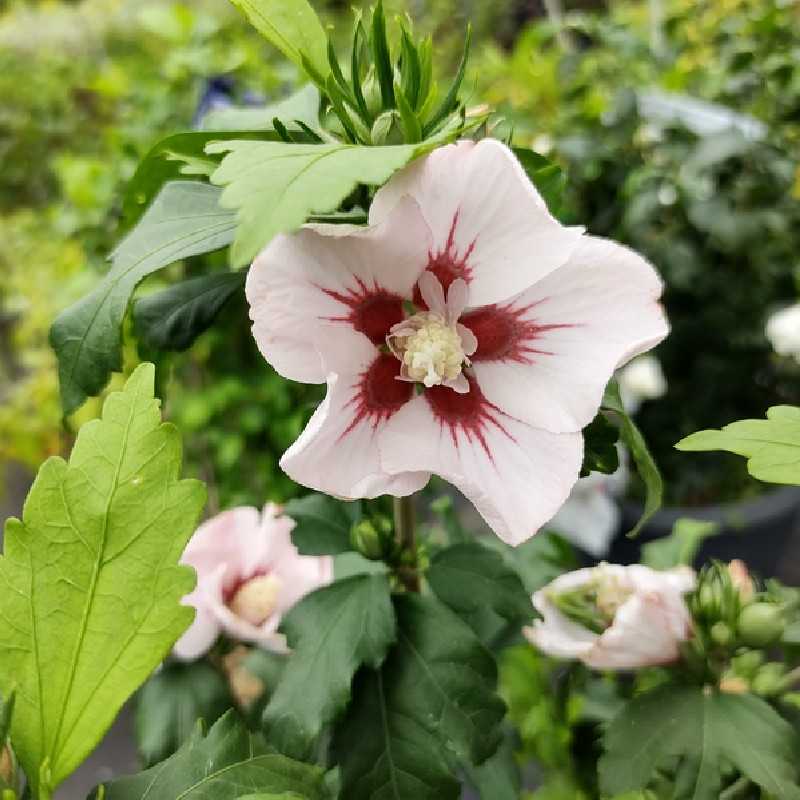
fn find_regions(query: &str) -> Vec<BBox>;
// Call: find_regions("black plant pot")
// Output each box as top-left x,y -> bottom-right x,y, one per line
609,486 -> 800,582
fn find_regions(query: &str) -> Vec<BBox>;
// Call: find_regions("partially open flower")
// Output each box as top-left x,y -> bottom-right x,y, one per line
247,138 -> 668,545
524,564 -> 695,669
173,505 -> 333,660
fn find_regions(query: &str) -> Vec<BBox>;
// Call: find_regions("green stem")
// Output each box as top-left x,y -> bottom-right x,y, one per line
393,495 -> 419,592
719,776 -> 752,800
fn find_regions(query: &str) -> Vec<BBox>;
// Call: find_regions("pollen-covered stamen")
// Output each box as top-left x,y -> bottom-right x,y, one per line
387,273 -> 476,393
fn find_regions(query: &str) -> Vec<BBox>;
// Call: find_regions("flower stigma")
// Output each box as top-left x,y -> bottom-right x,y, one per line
228,574 -> 281,626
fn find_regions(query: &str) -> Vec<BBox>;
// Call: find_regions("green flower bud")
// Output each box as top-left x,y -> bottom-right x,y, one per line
710,621 -> 733,646
692,562 -> 741,625
731,649 -> 765,678
362,70 -> 384,118
751,662 -> 786,697
738,602 -> 785,648
370,110 -> 404,145
349,517 -> 391,561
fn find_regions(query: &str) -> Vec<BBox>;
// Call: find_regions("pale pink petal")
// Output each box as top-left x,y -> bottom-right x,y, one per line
207,590 -> 288,653
370,139 -> 584,307
465,236 -> 669,433
378,379 -> 583,545
246,196 -> 431,383
281,331 -> 430,499
181,507 -> 262,587
258,504 -> 297,570
418,270 -> 447,315
457,323 -> 478,356
173,603 -> 220,661
446,278 -> 469,322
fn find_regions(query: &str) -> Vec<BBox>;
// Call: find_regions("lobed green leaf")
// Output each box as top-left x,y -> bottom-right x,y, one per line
676,405 -> 800,485
285,494 -> 361,556
0,364 -> 206,795
262,574 -> 396,759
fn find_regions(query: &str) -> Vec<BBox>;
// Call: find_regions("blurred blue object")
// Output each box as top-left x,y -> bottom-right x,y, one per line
192,76 -> 265,129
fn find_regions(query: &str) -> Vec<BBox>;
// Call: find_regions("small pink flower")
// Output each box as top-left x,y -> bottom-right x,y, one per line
173,505 -> 333,660
246,138 -> 668,545
524,564 -> 696,669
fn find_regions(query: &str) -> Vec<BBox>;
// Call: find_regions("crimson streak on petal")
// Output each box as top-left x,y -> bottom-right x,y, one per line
425,374 -> 516,462
415,211 -> 477,305
317,276 -> 405,345
462,301 -> 576,363
340,353 -> 413,440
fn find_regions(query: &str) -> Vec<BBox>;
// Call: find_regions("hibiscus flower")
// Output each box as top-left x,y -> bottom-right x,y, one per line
174,505 -> 332,660
246,139 -> 668,545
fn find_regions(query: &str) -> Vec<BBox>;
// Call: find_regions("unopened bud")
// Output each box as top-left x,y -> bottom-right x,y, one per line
350,517 -> 391,561
728,559 -> 754,601
751,662 -> 786,696
371,110 -> 404,145
710,621 -> 733,647
738,602 -> 784,648
731,649 -> 764,678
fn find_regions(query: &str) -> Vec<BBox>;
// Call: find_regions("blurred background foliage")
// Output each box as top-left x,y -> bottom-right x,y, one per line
1,0 -> 799,510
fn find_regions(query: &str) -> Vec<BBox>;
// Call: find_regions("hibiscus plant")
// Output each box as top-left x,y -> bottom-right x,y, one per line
2,1 -> 800,799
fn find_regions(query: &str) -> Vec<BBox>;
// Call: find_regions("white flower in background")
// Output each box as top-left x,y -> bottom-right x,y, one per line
617,354 -> 667,414
766,304 -> 800,362
524,563 -> 695,669
173,505 -> 333,660
548,456 -> 628,558
247,138 -> 668,545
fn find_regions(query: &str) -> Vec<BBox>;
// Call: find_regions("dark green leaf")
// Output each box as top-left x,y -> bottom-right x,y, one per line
133,271 -> 245,352
581,412 -> 621,477
427,542 -> 534,639
676,406 -> 800,486
263,574 -> 396,759
600,686 -> 800,799
394,82 -> 422,143
512,147 -> 566,216
135,661 -> 234,767
334,594 -> 505,799
399,29 -> 422,110
0,692 -> 14,746
463,729 -> 520,800
602,380 -> 663,536
285,494 -> 360,555
97,711 -> 326,800
641,518 -> 720,570
227,0 -> 329,80
51,182 -> 236,413
370,1 -> 394,110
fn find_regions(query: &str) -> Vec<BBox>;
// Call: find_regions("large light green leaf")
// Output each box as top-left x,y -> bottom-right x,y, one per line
50,182 -> 236,414
201,85 -> 321,132
262,574 -> 396,759
228,0 -> 329,80
333,594 -> 506,799
0,364 -> 206,796
602,380 -> 663,536
599,685 -> 800,799
676,406 -> 800,485
98,711 -> 325,800
206,140 -> 420,266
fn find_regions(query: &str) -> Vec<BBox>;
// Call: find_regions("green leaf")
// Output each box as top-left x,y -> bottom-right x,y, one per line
134,661 -> 234,767
599,686 -> 800,800
370,1 -> 394,110
0,692 -> 14,746
201,85 -> 321,132
334,594 -> 505,799
602,380 -> 663,536
423,25 -> 471,136
123,132 -> 272,224
97,711 -> 326,800
463,730 -> 520,800
426,542 -> 534,641
285,494 -> 361,555
133,271 -> 245,352
51,182 -> 236,413
641,518 -> 720,570
581,412 -> 621,477
206,140 -> 423,266
0,364 -> 206,795
676,406 -> 800,486
512,147 -> 566,217
228,0 -> 329,80
263,574 -> 396,759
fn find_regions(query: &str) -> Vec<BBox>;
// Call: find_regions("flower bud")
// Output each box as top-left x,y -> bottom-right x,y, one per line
350,517 -> 391,561
751,662 -> 786,697
738,602 -> 785,648
710,621 -> 733,647
731,649 -> 765,678
727,559 -> 755,601
371,110 -> 404,145
692,562 -> 741,625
